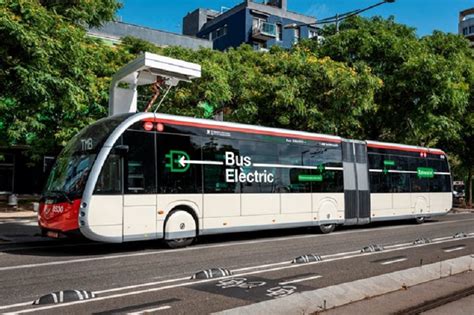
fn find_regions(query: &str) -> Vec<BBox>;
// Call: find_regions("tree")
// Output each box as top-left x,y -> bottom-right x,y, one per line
119,39 -> 381,139
39,0 -> 122,27
0,0 -> 126,158
298,16 -> 473,206
299,16 -> 470,147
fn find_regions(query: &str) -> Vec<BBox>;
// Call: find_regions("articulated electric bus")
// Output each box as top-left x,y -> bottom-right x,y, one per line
39,113 -> 452,248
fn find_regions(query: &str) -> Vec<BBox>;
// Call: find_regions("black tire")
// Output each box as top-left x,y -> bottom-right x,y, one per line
165,237 -> 194,249
318,224 -> 336,234
163,208 -> 198,249
415,216 -> 425,224
40,228 -> 48,237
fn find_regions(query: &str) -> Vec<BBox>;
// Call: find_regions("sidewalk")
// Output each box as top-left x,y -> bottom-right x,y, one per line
0,199 -> 38,220
216,255 -> 474,315
0,210 -> 37,220
451,207 -> 474,214
323,271 -> 474,315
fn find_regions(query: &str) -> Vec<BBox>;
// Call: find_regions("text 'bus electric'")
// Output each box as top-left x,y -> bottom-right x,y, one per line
39,53 -> 452,248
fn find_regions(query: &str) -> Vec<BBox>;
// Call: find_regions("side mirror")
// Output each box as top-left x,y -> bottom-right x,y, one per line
113,145 -> 129,155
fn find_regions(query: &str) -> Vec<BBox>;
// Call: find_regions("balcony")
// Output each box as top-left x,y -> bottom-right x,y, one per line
252,22 -> 277,40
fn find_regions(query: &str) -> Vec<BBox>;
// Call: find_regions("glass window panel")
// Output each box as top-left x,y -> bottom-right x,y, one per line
95,153 -> 122,194
239,140 -> 279,193
157,134 -> 202,194
202,138 -> 240,193
123,130 -> 156,194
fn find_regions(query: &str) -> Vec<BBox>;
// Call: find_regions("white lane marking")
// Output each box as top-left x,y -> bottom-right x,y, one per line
94,276 -> 189,294
279,275 -> 322,285
444,246 -> 466,253
127,305 -> 171,314
380,258 -> 408,265
0,217 -> 472,272
0,302 -> 32,311
3,236 -> 473,313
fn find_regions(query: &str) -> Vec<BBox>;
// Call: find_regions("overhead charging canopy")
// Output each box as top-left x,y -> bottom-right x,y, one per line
109,52 -> 201,116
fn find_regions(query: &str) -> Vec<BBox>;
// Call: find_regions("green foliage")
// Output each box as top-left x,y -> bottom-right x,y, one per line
129,44 -> 380,138
301,16 -> 471,147
0,0 -> 125,158
39,0 -> 122,27
0,2 -> 472,201
300,16 -> 473,202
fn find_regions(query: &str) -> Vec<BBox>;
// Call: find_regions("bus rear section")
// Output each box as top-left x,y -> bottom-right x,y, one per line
366,141 -> 452,222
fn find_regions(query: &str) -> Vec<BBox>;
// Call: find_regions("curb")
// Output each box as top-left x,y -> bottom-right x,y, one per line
215,255 -> 474,315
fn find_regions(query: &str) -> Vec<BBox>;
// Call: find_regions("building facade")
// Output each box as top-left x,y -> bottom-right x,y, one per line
88,21 -> 213,50
459,8 -> 474,46
183,0 -> 318,51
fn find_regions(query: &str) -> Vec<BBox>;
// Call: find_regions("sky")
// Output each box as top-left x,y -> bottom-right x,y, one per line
118,0 -> 473,37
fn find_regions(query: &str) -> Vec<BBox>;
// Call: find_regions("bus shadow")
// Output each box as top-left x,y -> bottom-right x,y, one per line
1,218 -> 440,258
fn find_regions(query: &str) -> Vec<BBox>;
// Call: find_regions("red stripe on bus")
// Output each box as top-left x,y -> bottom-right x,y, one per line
144,118 -> 342,143
367,143 -> 445,155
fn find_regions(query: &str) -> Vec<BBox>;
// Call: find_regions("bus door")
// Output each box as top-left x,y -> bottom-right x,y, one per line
342,140 -> 370,225
121,130 -> 157,241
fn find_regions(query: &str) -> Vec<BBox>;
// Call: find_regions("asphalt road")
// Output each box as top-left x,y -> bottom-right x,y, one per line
0,213 -> 473,314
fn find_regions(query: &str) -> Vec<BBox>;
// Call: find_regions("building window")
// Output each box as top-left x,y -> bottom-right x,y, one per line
294,27 -> 300,43
253,18 -> 263,31
211,25 -> 227,40
470,26 -> 474,34
276,23 -> 282,41
309,29 -> 318,39
463,27 -> 468,35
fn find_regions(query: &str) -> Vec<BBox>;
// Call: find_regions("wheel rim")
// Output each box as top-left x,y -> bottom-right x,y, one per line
322,224 -> 334,230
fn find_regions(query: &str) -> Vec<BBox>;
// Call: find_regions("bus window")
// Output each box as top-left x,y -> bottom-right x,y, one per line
157,134 -> 202,194
409,157 -> 428,192
278,143 -> 312,193
388,155 -> 410,193
94,153 -> 122,194
123,130 -> 156,194
390,173 -> 410,192
310,146 -> 343,193
202,138 -> 240,193
239,140 -> 279,193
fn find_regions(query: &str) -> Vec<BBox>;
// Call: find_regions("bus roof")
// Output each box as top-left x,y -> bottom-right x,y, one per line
366,140 -> 445,155
150,113 -> 343,143
120,112 -> 446,155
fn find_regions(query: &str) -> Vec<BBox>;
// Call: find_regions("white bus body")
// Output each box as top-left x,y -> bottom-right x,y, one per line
39,113 -> 452,247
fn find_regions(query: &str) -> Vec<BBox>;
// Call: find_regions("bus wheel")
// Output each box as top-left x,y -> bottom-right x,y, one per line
318,224 -> 335,234
165,238 -> 194,249
40,228 -> 48,237
164,210 -> 197,249
415,216 -> 425,224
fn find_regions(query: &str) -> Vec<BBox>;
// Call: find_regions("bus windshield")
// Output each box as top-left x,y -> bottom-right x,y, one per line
44,114 -> 133,199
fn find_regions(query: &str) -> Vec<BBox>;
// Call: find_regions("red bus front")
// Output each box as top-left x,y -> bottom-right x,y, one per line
39,114 -> 131,238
